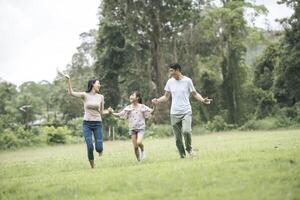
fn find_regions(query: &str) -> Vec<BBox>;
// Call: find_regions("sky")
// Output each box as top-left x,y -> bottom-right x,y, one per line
0,0 -> 293,86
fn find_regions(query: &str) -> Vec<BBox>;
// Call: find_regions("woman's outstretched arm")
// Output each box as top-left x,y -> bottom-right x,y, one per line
65,76 -> 85,98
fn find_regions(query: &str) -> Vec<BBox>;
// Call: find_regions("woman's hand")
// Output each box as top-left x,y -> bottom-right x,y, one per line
57,68 -> 70,80
108,107 -> 114,114
64,74 -> 70,80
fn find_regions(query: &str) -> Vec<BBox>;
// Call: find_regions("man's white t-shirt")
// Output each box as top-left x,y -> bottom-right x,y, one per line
164,76 -> 196,115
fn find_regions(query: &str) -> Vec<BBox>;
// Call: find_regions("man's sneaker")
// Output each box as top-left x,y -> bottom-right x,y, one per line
140,151 -> 146,161
188,150 -> 196,157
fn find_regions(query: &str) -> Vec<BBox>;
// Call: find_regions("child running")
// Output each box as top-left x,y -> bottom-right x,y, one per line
108,90 -> 154,162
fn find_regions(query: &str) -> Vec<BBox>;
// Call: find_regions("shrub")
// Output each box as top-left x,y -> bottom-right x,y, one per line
146,124 -> 173,138
16,126 -> 36,146
31,126 -> 42,136
67,117 -> 83,137
255,91 -> 276,119
115,120 -> 129,139
205,115 -> 233,132
239,117 -> 279,131
192,126 -> 208,135
0,128 -> 21,150
43,126 -> 70,144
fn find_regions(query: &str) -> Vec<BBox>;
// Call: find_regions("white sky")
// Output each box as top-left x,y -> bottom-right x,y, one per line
0,0 -> 293,86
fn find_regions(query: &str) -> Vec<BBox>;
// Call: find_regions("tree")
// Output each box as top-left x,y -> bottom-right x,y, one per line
254,43 -> 280,90
194,0 -> 266,124
274,0 -> 300,106
0,80 -> 18,130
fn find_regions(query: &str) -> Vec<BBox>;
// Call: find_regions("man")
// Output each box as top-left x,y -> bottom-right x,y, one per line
152,63 -> 212,158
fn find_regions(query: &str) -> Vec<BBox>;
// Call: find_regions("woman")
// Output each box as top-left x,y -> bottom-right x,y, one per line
65,74 -> 108,168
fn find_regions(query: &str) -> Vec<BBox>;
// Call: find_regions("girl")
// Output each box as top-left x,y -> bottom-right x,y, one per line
108,91 -> 154,162
65,74 -> 108,168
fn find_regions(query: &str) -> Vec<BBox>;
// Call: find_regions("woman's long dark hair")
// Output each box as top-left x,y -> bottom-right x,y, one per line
86,79 -> 97,93
132,90 -> 142,103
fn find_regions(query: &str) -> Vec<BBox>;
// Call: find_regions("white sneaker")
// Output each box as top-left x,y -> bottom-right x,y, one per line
188,150 -> 196,157
140,151 -> 146,161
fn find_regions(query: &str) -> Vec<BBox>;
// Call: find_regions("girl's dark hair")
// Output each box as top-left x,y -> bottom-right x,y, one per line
86,79 -> 97,93
168,63 -> 181,72
132,90 -> 142,103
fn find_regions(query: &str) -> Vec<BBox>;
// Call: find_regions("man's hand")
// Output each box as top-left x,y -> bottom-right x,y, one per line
202,97 -> 213,104
151,98 -> 159,105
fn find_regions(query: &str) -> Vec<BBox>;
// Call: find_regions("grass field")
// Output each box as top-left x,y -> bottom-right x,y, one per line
0,129 -> 299,200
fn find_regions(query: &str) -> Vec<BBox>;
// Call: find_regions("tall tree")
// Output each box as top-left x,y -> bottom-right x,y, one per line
274,0 -> 300,106
95,0 -> 195,122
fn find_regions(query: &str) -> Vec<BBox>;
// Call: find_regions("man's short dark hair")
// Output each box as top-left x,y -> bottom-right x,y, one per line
168,63 -> 181,72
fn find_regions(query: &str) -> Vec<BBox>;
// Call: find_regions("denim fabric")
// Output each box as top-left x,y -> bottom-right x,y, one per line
82,120 -> 103,160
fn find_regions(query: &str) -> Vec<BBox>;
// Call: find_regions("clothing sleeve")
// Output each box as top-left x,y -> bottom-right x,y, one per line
188,79 -> 196,93
141,104 -> 153,119
118,106 -> 130,119
164,79 -> 170,92
71,92 -> 85,99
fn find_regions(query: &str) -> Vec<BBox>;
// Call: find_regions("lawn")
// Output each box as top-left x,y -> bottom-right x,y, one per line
0,129 -> 299,200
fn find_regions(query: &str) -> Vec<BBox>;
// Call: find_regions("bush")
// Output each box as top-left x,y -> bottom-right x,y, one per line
192,126 -> 208,135
43,126 -> 70,144
146,124 -> 173,138
205,115 -> 234,132
16,126 -> 36,146
31,126 -> 42,136
0,129 -> 21,150
294,102 -> 300,123
67,117 -> 83,137
255,91 -> 276,119
239,117 -> 279,131
115,120 -> 129,139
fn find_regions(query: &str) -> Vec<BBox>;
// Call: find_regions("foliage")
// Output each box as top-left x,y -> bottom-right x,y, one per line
0,128 -> 20,150
1,1 -> 300,151
44,126 -> 71,144
146,124 -> 173,138
67,117 -> 84,137
205,115 -> 235,132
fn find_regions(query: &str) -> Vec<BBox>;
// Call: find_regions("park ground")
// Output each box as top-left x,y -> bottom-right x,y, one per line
0,129 -> 299,200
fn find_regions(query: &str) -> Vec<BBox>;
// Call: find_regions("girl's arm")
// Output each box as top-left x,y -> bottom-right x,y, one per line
108,106 -> 129,119
152,91 -> 170,105
142,104 -> 155,118
108,107 -> 121,117
112,112 -> 121,117
150,105 -> 156,114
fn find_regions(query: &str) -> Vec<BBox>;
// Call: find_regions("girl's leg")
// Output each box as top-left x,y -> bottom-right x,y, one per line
137,131 -> 144,152
83,122 -> 95,168
93,122 -> 103,157
137,131 -> 145,160
131,133 -> 140,161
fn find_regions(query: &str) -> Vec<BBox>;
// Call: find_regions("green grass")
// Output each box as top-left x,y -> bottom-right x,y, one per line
0,129 -> 299,200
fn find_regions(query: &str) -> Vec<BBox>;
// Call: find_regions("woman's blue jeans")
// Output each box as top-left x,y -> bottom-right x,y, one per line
82,121 -> 103,160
